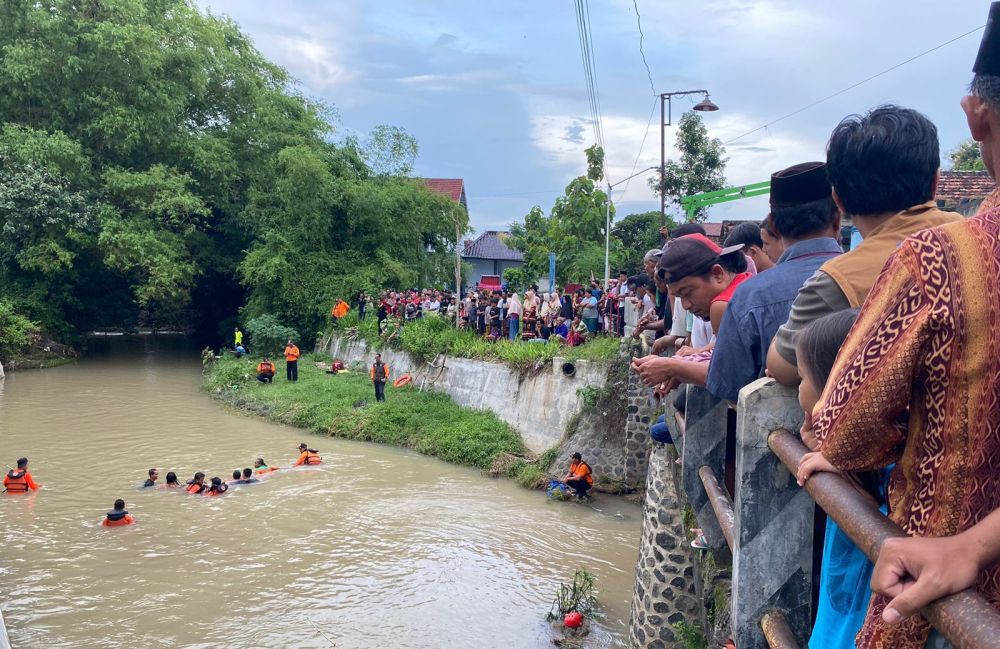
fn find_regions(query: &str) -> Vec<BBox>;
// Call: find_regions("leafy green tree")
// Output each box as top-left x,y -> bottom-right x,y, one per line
0,300 -> 38,362
612,211 -> 676,274
244,314 -> 299,355
950,138 -> 987,171
648,111 -> 728,222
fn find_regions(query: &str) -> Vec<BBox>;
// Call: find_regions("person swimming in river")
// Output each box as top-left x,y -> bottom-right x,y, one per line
102,499 -> 135,527
294,443 -> 322,466
254,458 -> 279,475
186,472 -> 207,494
229,468 -> 259,485
142,468 -> 158,488
203,477 -> 228,496
158,472 -> 181,489
4,457 -> 41,494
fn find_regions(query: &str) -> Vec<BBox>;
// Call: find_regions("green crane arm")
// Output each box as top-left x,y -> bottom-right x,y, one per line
679,181 -> 771,218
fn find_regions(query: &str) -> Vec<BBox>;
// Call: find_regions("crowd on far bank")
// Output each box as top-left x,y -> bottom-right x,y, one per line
624,11 -> 1000,647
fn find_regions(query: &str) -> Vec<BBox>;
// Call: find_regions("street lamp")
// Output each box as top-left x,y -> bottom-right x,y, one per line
604,165 -> 659,287
660,90 -> 719,225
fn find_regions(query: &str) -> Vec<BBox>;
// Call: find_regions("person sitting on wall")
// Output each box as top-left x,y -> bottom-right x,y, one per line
563,452 -> 594,500
256,357 -> 275,383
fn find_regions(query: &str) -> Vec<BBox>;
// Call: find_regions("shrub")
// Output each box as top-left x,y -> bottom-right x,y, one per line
245,314 -> 300,354
0,300 -> 38,361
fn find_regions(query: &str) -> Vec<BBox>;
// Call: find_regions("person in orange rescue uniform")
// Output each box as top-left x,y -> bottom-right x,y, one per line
294,443 -> 322,466
370,353 -> 390,402
283,339 -> 300,382
331,298 -> 350,320
4,457 -> 41,493
102,499 -> 135,527
256,357 -> 275,383
564,452 -> 594,500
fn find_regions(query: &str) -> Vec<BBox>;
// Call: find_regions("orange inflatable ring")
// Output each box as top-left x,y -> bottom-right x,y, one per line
393,374 -> 412,388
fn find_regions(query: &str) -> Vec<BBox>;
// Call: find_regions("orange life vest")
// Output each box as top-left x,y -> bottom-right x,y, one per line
284,345 -> 300,362
570,461 -> 594,486
4,470 -> 28,493
297,451 -> 321,465
258,361 -> 274,374
187,483 -> 205,494
103,511 -> 135,527
255,466 -> 279,475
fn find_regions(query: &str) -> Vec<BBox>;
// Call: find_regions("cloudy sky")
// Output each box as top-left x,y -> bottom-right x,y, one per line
198,0 -> 991,234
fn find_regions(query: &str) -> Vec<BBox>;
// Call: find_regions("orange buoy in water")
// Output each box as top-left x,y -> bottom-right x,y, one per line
564,611 -> 583,628
393,374 -> 412,388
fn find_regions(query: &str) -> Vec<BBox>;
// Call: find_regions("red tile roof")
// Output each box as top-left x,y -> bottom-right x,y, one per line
936,170 -> 995,202
703,222 -> 723,238
422,178 -> 467,207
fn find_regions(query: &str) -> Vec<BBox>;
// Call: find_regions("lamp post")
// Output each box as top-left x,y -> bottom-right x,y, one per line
659,90 -> 719,226
604,165 -> 660,287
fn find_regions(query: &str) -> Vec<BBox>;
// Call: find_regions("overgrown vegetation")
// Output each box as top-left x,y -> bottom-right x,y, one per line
546,570 -> 597,621
0,299 -> 38,362
205,354 -> 526,471
671,620 -> 707,649
244,315 -> 300,355
336,312 -> 619,372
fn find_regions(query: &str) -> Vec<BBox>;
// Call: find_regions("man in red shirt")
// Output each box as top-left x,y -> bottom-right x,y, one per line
4,457 -> 41,493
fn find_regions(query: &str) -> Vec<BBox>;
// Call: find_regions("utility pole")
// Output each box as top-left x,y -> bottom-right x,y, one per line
658,90 -> 719,226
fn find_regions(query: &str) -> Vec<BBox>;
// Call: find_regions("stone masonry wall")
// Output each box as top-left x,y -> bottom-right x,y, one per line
629,443 -> 702,648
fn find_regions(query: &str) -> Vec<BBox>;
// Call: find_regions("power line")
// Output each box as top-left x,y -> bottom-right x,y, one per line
725,24 -> 986,145
620,95 -> 659,197
632,0 -> 656,96
574,0 -> 606,161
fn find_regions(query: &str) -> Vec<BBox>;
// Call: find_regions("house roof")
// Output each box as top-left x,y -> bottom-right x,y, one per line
423,178 -> 467,209
462,231 -> 524,261
936,170 -> 995,203
703,222 -> 724,238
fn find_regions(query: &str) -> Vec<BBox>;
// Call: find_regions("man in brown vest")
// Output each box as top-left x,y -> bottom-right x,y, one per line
767,105 -> 961,387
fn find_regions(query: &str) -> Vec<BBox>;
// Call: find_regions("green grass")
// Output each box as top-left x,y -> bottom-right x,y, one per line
332,312 -> 620,373
204,355 -> 526,471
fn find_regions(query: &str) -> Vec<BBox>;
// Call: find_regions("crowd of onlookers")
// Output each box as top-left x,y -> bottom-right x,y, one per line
625,11 -> 1000,647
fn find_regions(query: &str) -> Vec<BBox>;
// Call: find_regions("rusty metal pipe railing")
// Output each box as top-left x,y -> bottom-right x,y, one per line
698,465 -> 735,551
761,611 -> 800,649
673,410 -> 686,438
769,428 -> 1000,649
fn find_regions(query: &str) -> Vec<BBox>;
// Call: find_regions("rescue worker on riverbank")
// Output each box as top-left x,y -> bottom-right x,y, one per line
331,298 -> 350,320
256,357 -> 275,383
102,499 -> 135,527
142,468 -> 158,488
564,452 -> 594,500
294,443 -> 322,466
284,339 -> 300,382
370,353 -> 390,402
4,457 -> 41,494
186,472 -> 207,494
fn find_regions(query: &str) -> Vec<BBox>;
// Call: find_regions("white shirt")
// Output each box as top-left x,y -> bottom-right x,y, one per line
428,300 -> 440,312
670,297 -> 689,337
691,316 -> 715,348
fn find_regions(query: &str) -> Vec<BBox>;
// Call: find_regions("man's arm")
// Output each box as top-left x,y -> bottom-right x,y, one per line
814,244 -> 932,471
706,302 -> 757,403
631,355 -> 708,388
871,508 -> 1000,624
768,270 -> 852,386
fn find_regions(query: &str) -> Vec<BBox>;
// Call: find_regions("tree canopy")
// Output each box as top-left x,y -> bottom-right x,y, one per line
0,0 -> 467,346
949,138 -> 986,172
648,111 -> 728,222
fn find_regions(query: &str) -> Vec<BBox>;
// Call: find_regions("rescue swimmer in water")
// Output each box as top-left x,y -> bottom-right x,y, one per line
4,457 -> 41,493
254,457 -> 279,475
102,499 -> 135,527
294,443 -> 322,466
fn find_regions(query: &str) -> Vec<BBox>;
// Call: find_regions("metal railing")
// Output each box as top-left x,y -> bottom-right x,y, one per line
674,377 -> 1000,649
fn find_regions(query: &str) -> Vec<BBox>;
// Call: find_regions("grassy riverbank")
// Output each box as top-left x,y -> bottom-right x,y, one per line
205,355 -> 555,482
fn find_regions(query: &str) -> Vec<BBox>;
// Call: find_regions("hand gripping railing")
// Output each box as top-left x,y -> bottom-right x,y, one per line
769,428 -> 1000,649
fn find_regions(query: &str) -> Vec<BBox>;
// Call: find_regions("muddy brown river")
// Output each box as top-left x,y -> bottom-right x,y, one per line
0,336 -> 641,648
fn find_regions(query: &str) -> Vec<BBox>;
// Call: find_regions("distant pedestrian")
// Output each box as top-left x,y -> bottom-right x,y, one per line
371,353 -> 390,402
283,339 -> 300,382
234,327 -> 243,349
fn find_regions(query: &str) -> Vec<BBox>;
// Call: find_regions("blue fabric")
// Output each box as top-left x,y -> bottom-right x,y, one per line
508,315 -> 519,340
706,237 -> 842,402
650,414 -> 673,444
808,517 -> 875,649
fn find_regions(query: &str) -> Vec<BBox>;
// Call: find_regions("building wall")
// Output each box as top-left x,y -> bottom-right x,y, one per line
465,258 -> 524,287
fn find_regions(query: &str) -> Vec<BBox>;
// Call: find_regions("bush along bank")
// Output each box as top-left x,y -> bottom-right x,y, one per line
204,354 -> 558,484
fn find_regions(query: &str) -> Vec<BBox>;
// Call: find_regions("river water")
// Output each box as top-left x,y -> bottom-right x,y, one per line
0,336 -> 641,648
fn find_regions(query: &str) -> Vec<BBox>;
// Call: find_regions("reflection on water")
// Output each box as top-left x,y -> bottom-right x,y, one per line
0,336 -> 641,648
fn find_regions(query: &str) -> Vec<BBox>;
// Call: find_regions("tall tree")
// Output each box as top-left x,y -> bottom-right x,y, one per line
648,111 -> 728,222
612,211 -> 676,274
950,138 -> 987,171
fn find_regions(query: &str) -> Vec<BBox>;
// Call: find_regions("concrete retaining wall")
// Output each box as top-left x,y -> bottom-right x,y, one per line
324,336 -> 612,454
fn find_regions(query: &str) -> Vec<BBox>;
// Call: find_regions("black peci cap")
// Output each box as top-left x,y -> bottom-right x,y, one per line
975,3 -> 1000,75
769,162 -> 830,208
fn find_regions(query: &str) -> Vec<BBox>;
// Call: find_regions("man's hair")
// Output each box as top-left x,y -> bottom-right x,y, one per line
243,468 -> 253,478
760,216 -> 778,238
771,198 -> 839,239
826,104 -> 939,215
971,73 -> 1000,112
148,468 -> 157,477
233,470 -> 242,480
113,499 -> 125,510
669,222 -> 707,239
16,457 -> 27,468
724,222 -> 764,249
